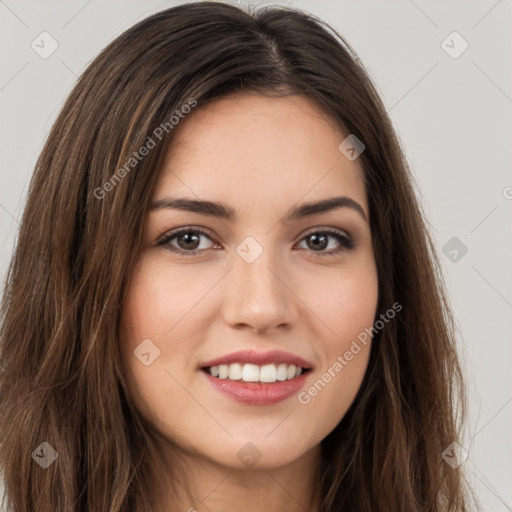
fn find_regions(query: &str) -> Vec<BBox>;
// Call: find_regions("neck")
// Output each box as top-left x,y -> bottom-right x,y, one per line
148,439 -> 323,512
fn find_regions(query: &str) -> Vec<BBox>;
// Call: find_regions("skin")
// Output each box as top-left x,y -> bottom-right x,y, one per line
120,92 -> 379,512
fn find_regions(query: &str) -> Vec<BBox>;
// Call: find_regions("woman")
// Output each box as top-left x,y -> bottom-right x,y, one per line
0,2 -> 473,511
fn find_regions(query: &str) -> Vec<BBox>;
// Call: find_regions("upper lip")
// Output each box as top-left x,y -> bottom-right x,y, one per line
200,349 -> 314,370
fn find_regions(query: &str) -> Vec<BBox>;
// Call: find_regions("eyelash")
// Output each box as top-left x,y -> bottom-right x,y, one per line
156,226 -> 356,257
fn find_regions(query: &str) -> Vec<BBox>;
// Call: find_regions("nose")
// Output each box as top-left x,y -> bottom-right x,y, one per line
221,246 -> 299,335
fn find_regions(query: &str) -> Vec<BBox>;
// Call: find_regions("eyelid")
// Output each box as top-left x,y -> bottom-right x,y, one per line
300,225 -> 350,239
156,225 -> 217,245
156,225 -> 355,255
157,225 -> 351,242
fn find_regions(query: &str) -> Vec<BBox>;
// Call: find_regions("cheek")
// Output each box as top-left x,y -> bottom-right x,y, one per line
120,256 -> 214,344
121,261 -> 177,337
300,257 -> 379,344
119,256 -> 215,415
119,260 -> 174,406
294,258 -> 378,429
331,270 -> 378,341
327,265 -> 378,383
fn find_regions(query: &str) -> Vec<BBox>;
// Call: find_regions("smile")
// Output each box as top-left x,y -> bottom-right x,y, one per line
199,349 -> 314,405
203,362 -> 307,383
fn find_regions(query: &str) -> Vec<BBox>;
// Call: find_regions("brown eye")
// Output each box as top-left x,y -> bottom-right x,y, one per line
305,233 -> 329,251
297,229 -> 355,255
157,227 -> 218,255
176,232 -> 201,251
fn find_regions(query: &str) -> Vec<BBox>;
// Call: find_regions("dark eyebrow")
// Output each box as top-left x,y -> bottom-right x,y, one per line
286,196 -> 367,222
149,196 -> 367,223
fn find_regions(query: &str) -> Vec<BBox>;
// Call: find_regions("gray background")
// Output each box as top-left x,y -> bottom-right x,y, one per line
1,0 -> 511,509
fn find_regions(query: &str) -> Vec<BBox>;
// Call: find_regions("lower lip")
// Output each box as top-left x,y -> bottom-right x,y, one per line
200,369 -> 310,405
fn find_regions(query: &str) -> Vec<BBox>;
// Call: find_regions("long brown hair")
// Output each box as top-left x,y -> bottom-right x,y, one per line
0,2 -> 472,511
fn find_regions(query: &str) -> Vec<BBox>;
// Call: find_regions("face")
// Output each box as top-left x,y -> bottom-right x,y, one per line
120,93 -> 378,471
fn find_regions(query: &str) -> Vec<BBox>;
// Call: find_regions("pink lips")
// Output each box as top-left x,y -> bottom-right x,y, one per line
199,349 -> 314,406
201,370 -> 310,405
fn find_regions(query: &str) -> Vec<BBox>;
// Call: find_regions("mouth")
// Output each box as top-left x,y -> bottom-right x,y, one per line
201,363 -> 312,384
198,349 -> 314,405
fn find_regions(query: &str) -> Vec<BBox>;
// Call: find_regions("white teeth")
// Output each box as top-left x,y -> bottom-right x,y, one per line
228,363 -> 242,380
218,364 -> 229,379
276,363 -> 288,381
259,364 -> 277,383
206,362 -> 306,383
242,363 -> 260,382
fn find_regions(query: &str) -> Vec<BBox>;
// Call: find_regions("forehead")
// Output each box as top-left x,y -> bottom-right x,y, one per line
154,93 -> 367,215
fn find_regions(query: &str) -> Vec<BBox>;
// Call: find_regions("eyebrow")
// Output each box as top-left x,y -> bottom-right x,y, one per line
149,196 -> 368,223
